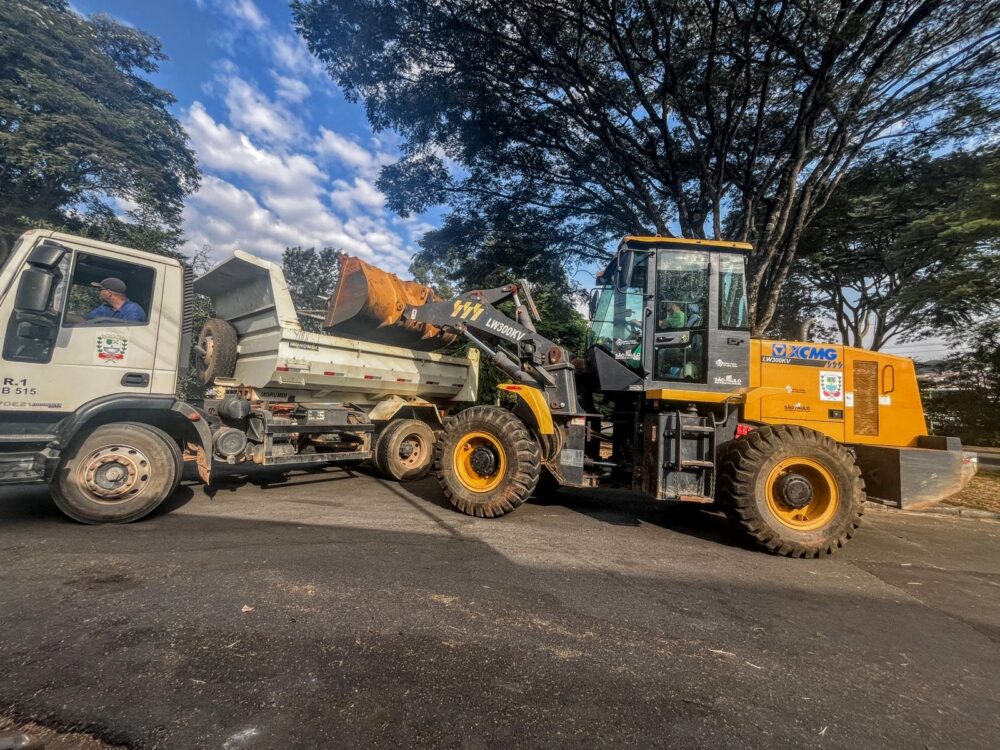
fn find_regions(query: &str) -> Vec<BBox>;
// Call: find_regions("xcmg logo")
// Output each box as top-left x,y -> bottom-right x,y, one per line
769,343 -> 838,361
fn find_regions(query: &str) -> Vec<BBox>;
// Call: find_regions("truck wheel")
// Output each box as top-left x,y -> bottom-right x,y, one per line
197,317 -> 238,384
376,419 -> 436,481
435,406 -> 540,517
50,423 -> 182,524
717,425 -> 864,557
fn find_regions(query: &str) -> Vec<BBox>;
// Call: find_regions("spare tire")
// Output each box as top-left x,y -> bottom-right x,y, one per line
196,318 -> 238,384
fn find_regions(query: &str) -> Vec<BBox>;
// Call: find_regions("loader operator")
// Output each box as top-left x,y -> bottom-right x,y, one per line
85,277 -> 146,323
660,301 -> 686,329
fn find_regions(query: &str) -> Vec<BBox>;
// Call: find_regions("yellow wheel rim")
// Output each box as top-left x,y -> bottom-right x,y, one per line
453,431 -> 506,493
765,457 -> 839,531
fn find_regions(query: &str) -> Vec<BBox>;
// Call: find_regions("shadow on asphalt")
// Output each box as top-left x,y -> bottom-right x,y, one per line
391,472 -> 758,553
199,463 -> 365,499
2,464 -> 751,555
533,487 -> 758,553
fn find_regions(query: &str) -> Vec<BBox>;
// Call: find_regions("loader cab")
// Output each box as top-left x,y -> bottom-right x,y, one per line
588,236 -> 752,394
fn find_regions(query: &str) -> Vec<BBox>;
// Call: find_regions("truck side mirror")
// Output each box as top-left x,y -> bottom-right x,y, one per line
588,289 -> 600,319
14,267 -> 55,313
27,241 -> 68,269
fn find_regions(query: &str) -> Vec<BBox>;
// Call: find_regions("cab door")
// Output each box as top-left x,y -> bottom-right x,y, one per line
46,246 -> 163,410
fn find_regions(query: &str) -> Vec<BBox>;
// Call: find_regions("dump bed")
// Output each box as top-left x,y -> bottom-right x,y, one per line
194,251 -> 478,405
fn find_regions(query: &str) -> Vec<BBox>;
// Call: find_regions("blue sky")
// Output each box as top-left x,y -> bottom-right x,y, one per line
72,0 -> 437,276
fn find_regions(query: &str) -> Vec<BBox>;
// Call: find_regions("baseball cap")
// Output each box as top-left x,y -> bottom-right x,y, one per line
91,277 -> 127,294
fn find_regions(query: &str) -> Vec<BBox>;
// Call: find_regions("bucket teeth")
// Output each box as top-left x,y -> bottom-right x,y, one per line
324,255 -> 458,351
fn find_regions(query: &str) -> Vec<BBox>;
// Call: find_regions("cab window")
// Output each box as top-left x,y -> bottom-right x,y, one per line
63,253 -> 155,327
653,250 -> 709,383
588,254 -> 648,371
719,253 -> 749,330
655,250 -> 709,331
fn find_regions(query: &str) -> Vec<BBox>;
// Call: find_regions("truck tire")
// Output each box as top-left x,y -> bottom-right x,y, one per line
197,317 -> 238,384
435,406 -> 540,517
50,422 -> 183,524
717,425 -> 864,558
375,419 -> 436,481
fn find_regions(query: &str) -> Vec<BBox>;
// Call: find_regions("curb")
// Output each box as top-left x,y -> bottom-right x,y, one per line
863,500 -> 1000,522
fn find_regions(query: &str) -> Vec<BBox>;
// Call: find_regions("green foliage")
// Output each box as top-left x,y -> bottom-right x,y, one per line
281,246 -> 342,332
789,149 -> 1000,349
409,215 -> 588,404
0,0 -> 199,257
294,0 -> 1000,333
924,321 -> 1000,447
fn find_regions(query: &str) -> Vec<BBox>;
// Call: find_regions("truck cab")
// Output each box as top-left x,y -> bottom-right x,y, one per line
0,230 -> 191,442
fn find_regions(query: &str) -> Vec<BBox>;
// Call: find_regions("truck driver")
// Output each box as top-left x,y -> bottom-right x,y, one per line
86,277 -> 146,323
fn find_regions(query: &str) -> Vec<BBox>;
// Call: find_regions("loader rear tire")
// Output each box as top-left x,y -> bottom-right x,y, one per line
717,425 -> 864,558
435,406 -> 541,517
197,318 -> 238,384
376,419 -> 436,481
50,422 -> 182,524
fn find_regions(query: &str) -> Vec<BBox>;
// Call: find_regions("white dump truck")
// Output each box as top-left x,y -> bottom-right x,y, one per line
0,229 -> 478,523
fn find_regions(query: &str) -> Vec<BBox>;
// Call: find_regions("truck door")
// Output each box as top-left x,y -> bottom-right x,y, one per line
0,243 -> 163,415
50,248 -> 163,409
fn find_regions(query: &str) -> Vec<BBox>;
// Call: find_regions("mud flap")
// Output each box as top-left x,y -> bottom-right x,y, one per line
171,401 -> 213,484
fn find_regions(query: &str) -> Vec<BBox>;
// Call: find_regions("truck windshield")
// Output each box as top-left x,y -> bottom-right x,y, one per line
588,254 -> 647,370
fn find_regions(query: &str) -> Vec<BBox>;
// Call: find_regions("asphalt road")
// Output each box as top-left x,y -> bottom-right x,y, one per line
1,469 -> 998,749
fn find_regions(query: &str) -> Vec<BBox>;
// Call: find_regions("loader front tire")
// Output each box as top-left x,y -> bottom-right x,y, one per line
50,423 -> 182,524
197,317 -> 238,384
717,425 -> 864,558
376,419 -> 436,481
435,406 -> 540,517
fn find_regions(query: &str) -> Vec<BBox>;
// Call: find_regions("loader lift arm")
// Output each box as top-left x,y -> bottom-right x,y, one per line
403,281 -> 583,418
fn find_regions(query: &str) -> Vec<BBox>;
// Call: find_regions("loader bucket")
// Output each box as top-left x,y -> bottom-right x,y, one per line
324,255 -> 458,351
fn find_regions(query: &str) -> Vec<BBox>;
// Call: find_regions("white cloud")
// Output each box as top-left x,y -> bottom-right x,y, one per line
221,0 -> 268,31
272,71 -> 310,103
272,33 -> 325,78
185,102 -> 321,191
223,76 -> 299,144
330,177 -> 386,212
185,175 -> 399,265
178,2 -> 427,276
314,128 -> 380,173
181,104 -> 415,274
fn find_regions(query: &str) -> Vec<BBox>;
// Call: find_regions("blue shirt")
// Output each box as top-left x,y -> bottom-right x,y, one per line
85,299 -> 147,323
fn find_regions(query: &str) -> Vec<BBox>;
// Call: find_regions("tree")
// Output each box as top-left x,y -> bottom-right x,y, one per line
784,149 -> 1000,349
293,0 -> 1000,333
412,215 -> 589,403
0,0 -> 199,258
281,246 -> 342,332
923,320 -> 1000,446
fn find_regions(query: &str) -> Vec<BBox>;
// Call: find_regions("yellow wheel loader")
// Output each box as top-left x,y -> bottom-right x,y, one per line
328,236 -> 975,557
